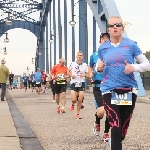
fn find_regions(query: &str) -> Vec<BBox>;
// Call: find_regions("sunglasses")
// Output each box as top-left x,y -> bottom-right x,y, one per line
107,23 -> 123,28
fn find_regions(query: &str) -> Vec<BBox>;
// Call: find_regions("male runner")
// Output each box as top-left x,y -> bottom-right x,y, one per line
51,58 -> 68,113
89,33 -> 110,141
68,51 -> 88,119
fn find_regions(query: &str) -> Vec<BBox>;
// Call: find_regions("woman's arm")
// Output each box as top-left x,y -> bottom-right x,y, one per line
132,54 -> 150,72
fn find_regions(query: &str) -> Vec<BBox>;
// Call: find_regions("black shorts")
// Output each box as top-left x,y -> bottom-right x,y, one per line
55,83 -> 67,94
9,80 -> 13,85
71,82 -> 85,92
31,81 -> 35,87
35,82 -> 41,88
93,87 -> 103,108
42,80 -> 46,85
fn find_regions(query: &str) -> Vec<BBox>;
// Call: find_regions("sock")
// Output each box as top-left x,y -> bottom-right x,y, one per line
82,97 -> 84,103
95,113 -> 101,124
57,105 -> 60,107
104,116 -> 110,133
62,107 -> 64,110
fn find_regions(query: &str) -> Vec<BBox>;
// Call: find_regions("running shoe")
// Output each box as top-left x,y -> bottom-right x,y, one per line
103,133 -> 109,142
93,122 -> 100,136
57,106 -> 61,114
61,109 -> 66,113
75,113 -> 82,119
70,105 -> 74,111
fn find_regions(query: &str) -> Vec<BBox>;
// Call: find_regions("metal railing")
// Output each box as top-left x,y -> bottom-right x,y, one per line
140,73 -> 150,90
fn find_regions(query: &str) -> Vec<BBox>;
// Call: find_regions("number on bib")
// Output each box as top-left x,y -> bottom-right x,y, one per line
75,82 -> 82,87
58,74 -> 64,80
111,92 -> 132,105
36,82 -> 40,84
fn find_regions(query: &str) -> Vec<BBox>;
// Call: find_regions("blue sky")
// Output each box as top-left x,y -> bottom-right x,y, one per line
0,0 -> 149,75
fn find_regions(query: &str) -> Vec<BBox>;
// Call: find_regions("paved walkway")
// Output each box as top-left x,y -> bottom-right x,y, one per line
0,98 -> 21,150
1,88 -> 150,150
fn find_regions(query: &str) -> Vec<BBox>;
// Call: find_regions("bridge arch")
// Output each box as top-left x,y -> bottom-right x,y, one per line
0,20 -> 40,38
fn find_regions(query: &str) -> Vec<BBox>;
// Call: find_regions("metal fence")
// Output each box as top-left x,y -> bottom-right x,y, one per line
140,73 -> 150,90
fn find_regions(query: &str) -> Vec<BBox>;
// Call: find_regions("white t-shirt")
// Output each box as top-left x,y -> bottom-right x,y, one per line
68,61 -> 88,84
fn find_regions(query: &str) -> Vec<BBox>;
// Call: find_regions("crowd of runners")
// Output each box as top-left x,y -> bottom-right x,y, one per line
7,16 -> 150,150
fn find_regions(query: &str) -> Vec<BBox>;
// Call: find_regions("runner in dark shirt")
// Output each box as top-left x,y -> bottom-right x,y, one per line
9,72 -> 14,90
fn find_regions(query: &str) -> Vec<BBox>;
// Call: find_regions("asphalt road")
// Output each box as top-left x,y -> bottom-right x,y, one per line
8,89 -> 150,150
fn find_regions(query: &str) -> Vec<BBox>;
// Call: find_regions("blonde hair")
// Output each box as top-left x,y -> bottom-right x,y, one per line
59,58 -> 66,62
107,16 -> 123,25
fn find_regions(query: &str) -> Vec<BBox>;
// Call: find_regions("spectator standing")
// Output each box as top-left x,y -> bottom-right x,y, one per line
0,59 -> 9,101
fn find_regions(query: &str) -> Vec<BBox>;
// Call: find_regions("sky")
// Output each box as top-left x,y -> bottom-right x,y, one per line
0,0 -> 150,75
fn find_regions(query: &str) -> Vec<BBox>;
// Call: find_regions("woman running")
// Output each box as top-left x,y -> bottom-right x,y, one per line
97,16 -> 150,150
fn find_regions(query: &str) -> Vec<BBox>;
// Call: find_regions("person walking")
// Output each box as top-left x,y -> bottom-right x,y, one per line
28,74 -> 31,89
0,59 -> 9,101
97,16 -> 150,150
89,33 -> 110,141
49,75 -> 56,103
22,73 -> 28,92
9,72 -> 14,90
30,71 -> 35,92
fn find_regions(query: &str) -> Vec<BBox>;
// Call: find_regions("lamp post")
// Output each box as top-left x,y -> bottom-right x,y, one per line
0,47 -> 7,55
49,32 -> 60,44
0,32 -> 9,43
0,12 -> 12,26
6,12 -> 12,26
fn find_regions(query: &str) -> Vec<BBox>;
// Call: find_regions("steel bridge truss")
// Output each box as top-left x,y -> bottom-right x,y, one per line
0,0 -> 42,25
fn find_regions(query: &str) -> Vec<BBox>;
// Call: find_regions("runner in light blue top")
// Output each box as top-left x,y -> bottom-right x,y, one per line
98,38 -> 142,93
89,33 -> 110,141
34,68 -> 42,97
97,16 -> 150,150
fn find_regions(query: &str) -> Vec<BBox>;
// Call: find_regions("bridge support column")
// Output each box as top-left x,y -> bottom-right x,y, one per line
93,16 -> 96,53
45,13 -> 49,72
64,0 -> 67,65
71,0 -> 75,62
53,0 -> 56,65
58,0 -> 62,59
79,0 -> 89,89
49,1 -> 52,70
38,42 -> 44,70
42,27 -> 45,71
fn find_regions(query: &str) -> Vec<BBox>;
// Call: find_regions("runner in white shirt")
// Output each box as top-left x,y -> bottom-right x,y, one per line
67,51 -> 88,119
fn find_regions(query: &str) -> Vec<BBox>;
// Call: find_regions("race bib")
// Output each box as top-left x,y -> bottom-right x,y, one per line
75,82 -> 82,87
36,82 -> 40,84
111,92 -> 132,105
57,74 -> 64,80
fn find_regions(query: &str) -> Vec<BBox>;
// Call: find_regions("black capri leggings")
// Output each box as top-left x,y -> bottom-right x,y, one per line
103,93 -> 137,150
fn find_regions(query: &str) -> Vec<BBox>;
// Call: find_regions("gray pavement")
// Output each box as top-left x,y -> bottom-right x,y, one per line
0,98 -> 21,150
4,88 -> 150,150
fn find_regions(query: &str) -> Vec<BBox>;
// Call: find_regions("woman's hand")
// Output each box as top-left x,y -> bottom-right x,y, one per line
124,60 -> 134,74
